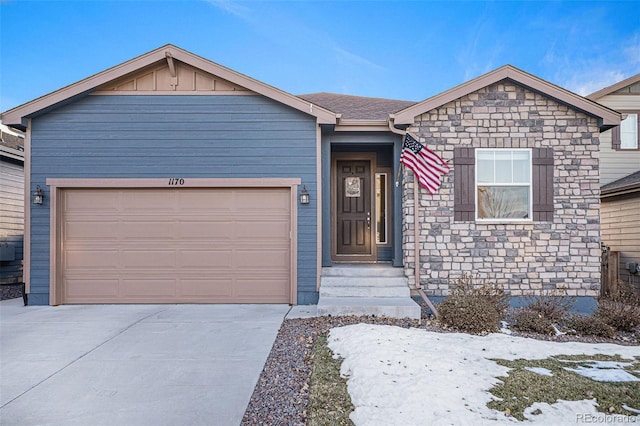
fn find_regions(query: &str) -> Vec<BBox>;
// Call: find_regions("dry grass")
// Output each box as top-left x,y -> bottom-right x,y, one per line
488,355 -> 640,421
308,334 -> 354,426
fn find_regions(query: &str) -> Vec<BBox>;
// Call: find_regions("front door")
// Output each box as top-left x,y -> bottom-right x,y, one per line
334,156 -> 376,261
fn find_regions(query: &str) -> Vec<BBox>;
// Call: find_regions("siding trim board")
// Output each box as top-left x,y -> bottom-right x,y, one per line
24,120 -> 32,294
46,178 -> 300,305
1,44 -> 337,127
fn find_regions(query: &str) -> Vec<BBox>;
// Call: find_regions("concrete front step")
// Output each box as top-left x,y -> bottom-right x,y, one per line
321,265 -> 405,277
320,277 -> 410,297
318,264 -> 420,320
317,297 -> 422,320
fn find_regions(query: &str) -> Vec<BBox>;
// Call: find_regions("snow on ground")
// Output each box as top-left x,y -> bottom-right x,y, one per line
327,324 -> 640,425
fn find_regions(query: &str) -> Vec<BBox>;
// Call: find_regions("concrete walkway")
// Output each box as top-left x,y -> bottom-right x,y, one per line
0,298 -> 289,426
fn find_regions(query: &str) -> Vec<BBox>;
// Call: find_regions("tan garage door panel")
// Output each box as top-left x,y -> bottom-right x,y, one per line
60,187 -> 292,304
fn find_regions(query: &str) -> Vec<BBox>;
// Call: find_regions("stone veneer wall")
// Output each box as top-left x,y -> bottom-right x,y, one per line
403,81 -> 601,297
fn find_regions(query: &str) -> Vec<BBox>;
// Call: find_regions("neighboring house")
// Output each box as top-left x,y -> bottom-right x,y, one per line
0,45 -> 620,314
587,74 -> 640,293
0,124 -> 25,288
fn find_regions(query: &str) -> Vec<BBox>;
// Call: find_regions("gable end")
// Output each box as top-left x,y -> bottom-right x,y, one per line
97,58 -> 252,94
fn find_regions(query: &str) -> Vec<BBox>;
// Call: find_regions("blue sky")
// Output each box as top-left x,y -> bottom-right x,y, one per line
1,0 -> 639,113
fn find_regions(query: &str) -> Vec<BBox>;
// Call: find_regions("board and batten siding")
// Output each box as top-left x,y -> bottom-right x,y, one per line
601,196 -> 640,292
29,94 -> 319,305
0,156 -> 24,284
595,94 -> 640,186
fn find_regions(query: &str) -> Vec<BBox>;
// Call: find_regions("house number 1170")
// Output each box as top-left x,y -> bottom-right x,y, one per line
168,178 -> 185,186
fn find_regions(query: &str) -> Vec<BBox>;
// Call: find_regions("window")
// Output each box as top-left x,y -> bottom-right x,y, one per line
476,149 -> 531,220
454,147 -> 553,222
621,113 -> 638,149
375,172 -> 388,244
612,113 -> 640,150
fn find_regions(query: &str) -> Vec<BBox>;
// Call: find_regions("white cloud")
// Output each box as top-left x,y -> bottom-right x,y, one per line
333,46 -> 386,72
203,0 -> 251,20
547,30 -> 640,96
567,70 -> 628,96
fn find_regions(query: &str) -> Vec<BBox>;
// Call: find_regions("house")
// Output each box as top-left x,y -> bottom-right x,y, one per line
587,74 -> 640,293
0,123 -> 25,297
0,45 -> 620,315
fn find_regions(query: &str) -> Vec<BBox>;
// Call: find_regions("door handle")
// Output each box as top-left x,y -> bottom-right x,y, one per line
367,211 -> 371,230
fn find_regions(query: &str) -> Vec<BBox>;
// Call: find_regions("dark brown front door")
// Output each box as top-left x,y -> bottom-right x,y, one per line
336,159 -> 373,258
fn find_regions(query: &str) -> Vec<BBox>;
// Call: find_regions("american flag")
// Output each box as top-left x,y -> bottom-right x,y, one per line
400,133 -> 450,195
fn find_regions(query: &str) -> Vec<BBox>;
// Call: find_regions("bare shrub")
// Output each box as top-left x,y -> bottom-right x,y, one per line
596,300 -> 640,333
523,290 -> 575,322
438,274 -> 509,334
567,314 -> 616,338
513,309 -> 554,335
596,280 -> 640,333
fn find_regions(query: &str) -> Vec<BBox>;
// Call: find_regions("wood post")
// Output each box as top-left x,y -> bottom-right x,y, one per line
607,250 -> 620,297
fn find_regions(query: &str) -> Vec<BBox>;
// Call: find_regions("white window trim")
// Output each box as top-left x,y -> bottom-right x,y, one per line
475,148 -> 533,223
375,172 -> 388,245
620,113 -> 639,150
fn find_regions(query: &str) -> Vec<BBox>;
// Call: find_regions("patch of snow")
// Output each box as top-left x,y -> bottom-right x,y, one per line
525,367 -> 553,377
559,360 -> 639,382
623,404 -> 640,414
552,324 -> 566,336
327,324 -> 640,425
558,360 -> 635,369
563,366 -> 639,382
500,321 -> 512,335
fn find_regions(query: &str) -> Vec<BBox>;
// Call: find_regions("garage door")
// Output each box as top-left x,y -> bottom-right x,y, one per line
59,187 -> 292,304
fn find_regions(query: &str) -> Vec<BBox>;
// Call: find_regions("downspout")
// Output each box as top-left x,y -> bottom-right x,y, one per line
388,116 -> 439,318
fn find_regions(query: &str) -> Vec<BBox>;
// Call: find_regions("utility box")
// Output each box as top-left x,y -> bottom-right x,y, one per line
0,243 -> 16,261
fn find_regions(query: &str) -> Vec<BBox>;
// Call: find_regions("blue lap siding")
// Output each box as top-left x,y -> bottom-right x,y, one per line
29,94 -> 318,305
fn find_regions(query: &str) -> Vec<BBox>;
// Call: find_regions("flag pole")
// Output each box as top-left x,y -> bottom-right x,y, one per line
395,163 -> 403,187
413,174 -> 439,318
389,119 -> 439,318
413,173 -> 421,308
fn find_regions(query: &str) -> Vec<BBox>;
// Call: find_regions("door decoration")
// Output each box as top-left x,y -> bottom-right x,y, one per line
345,177 -> 361,197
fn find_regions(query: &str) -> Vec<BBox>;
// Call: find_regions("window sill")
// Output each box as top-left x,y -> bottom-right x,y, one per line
475,219 -> 533,225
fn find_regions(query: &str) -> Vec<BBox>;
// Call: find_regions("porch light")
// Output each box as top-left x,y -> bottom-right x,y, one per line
299,186 -> 310,205
33,185 -> 44,205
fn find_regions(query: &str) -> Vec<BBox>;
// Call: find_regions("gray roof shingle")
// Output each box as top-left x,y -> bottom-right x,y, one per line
298,92 -> 417,121
601,170 -> 640,192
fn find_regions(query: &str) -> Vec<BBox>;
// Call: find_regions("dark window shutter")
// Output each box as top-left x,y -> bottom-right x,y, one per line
453,147 -> 475,221
532,148 -> 554,222
611,126 -> 621,150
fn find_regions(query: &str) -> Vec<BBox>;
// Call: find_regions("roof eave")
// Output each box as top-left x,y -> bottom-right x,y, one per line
334,119 -> 391,132
394,65 -> 621,131
601,181 -> 640,198
1,44 -> 337,126
0,145 -> 25,161
587,73 -> 640,101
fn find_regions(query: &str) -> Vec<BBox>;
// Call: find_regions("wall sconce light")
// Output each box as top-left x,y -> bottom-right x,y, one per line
33,185 -> 44,205
299,186 -> 310,205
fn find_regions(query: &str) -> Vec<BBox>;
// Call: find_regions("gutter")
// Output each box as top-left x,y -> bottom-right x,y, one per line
601,182 -> 640,199
0,145 -> 25,162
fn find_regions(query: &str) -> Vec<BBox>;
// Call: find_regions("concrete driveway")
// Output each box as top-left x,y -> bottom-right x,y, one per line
0,298 -> 289,426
